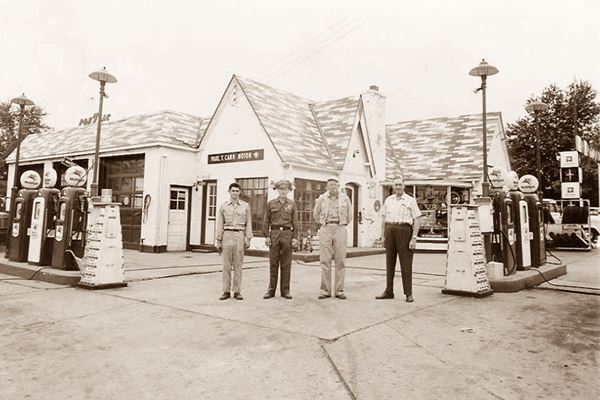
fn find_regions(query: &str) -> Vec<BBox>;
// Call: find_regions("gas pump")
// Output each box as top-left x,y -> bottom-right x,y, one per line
8,170 -> 42,262
51,166 -> 88,270
27,169 -> 60,266
490,187 -> 517,274
488,167 -> 517,275
507,171 -> 531,270
518,175 -> 546,267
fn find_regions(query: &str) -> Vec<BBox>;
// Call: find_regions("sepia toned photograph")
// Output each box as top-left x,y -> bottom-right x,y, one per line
1,1 -> 599,399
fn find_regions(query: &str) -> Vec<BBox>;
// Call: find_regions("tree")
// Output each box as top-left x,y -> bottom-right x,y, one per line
506,80 -> 600,206
0,100 -> 50,194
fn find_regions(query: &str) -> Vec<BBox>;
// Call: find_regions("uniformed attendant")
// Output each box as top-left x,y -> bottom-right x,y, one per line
376,177 -> 422,302
215,182 -> 253,301
313,177 -> 352,300
262,179 -> 298,299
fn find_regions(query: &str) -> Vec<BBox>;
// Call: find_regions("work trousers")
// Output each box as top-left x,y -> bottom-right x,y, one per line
268,229 -> 293,295
222,230 -> 245,293
384,224 -> 414,296
318,224 -> 347,296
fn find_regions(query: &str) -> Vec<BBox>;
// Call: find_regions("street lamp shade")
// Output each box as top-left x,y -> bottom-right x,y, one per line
526,101 -> 549,114
10,93 -> 34,107
89,67 -> 117,83
469,59 -> 499,77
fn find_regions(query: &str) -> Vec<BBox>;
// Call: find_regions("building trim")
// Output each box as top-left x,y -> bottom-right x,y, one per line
7,142 -> 196,165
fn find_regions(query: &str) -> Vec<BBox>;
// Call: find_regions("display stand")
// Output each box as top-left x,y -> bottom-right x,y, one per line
442,204 -> 493,297
78,201 -> 127,289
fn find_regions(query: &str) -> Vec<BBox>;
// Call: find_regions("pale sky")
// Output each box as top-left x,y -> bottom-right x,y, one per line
1,0 -> 599,131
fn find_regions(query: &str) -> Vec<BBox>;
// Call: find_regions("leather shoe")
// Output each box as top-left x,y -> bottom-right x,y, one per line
405,295 -> 414,303
318,294 -> 331,300
263,292 -> 275,299
282,293 -> 293,299
375,292 -> 394,299
234,292 -> 243,300
219,292 -> 230,301
335,293 -> 347,300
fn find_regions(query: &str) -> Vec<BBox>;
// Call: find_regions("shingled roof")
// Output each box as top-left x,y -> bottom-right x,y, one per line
7,110 -> 209,163
386,113 -> 505,182
311,96 -> 360,169
236,76 -> 360,171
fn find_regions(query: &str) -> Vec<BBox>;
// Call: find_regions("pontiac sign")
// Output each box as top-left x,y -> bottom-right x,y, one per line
208,149 -> 264,164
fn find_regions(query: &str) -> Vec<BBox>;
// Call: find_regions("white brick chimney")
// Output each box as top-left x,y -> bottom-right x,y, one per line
360,84 -> 386,181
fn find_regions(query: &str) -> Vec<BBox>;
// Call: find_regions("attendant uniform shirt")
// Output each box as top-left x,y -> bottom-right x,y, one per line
216,199 -> 253,242
325,196 -> 340,222
262,197 -> 299,238
382,193 -> 422,224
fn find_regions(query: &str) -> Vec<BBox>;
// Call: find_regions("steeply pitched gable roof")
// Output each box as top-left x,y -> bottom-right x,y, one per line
7,110 -> 209,162
311,96 -> 360,169
235,76 -> 363,171
386,112 -> 505,181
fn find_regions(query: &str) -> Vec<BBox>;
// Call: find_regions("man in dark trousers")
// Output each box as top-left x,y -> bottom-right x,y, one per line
376,177 -> 422,302
262,179 -> 298,299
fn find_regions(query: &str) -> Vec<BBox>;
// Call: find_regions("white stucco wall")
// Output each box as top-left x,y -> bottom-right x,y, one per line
140,147 -> 198,249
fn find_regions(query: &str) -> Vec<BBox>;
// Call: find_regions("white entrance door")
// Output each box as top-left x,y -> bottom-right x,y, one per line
203,182 -> 217,245
167,187 -> 188,251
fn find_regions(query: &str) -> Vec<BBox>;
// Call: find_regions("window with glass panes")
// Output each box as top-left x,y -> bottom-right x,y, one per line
294,178 -> 326,238
207,183 -> 217,220
236,177 -> 268,236
99,154 -> 145,248
170,188 -> 187,210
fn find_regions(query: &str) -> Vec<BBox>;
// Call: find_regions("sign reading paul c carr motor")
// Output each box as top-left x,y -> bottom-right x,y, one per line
208,149 -> 264,165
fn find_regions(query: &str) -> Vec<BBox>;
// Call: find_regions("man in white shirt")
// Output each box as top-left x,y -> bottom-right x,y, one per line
376,177 -> 422,302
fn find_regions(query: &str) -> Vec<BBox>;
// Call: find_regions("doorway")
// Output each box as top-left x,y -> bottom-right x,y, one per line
345,183 -> 359,247
167,186 -> 191,251
201,180 -> 217,245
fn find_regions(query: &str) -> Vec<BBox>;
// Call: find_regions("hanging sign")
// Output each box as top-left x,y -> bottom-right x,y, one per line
208,149 -> 264,164
43,168 -> 58,188
518,175 -> 539,193
20,170 -> 41,189
488,167 -> 507,188
64,165 -> 87,187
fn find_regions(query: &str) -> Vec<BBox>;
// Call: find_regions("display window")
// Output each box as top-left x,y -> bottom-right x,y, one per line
236,177 -> 268,236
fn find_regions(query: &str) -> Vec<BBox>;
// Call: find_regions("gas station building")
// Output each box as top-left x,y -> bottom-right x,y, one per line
6,75 -> 511,252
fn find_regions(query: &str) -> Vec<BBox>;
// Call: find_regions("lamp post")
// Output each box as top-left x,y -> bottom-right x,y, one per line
469,59 -> 499,197
88,67 -> 117,197
5,94 -> 34,258
525,101 -> 549,196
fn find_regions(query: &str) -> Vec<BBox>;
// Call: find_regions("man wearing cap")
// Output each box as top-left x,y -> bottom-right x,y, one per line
376,177 -> 422,302
262,179 -> 298,299
215,182 -> 253,301
313,177 -> 352,300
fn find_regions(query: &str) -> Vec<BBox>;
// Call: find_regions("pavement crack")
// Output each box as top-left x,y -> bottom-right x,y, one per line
93,290 -> 315,339
319,340 -> 358,400
325,297 -> 460,343
384,322 -> 447,364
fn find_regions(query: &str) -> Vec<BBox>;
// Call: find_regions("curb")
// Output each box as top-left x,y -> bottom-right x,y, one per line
0,260 -> 81,286
489,263 -> 567,293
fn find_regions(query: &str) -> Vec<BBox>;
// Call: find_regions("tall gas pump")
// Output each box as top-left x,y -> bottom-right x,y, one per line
8,171 -> 42,262
488,167 -> 517,275
27,169 -> 60,266
507,171 -> 531,270
518,175 -> 546,267
51,166 -> 88,270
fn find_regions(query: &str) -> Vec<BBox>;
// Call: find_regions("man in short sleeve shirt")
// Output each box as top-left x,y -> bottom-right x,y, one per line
376,177 -> 422,302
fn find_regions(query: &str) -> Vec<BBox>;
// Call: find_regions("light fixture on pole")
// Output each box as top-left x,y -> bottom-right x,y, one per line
525,101 -> 549,195
5,93 -> 35,258
469,59 -> 499,197
88,67 -> 117,197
